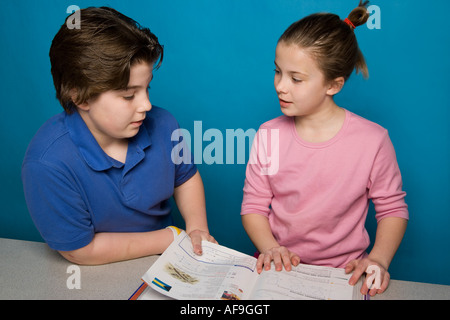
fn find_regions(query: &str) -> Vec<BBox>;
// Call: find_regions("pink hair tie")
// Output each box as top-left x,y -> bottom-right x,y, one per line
344,18 -> 356,29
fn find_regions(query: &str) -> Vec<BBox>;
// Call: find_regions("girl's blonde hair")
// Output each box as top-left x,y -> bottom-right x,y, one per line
279,1 -> 370,81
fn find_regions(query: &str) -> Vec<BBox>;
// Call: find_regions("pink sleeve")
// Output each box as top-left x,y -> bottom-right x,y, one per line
368,131 -> 409,222
240,128 -> 274,217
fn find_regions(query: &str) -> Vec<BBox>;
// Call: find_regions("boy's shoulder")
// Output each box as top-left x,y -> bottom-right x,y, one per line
146,105 -> 176,122
143,106 -> 180,133
23,112 -> 71,163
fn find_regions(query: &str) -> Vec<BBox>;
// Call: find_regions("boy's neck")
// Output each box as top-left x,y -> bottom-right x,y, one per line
78,109 -> 129,163
102,140 -> 129,164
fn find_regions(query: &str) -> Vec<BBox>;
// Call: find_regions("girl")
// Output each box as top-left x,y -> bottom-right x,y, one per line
241,1 -> 408,296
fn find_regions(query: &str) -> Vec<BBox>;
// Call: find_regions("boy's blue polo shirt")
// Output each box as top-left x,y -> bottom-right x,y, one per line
22,106 -> 196,251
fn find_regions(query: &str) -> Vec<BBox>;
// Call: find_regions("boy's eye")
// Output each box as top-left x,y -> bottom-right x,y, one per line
123,95 -> 135,101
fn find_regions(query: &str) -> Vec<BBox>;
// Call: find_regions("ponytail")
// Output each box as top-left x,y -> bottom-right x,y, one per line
345,1 -> 370,78
346,1 -> 370,28
279,1 -> 371,81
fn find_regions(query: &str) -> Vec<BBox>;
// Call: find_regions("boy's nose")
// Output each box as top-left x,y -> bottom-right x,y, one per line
138,98 -> 152,112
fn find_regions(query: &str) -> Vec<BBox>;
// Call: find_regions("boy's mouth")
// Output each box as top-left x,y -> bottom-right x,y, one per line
131,119 -> 144,127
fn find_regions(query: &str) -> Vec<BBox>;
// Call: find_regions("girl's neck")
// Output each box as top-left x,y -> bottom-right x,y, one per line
294,102 -> 346,143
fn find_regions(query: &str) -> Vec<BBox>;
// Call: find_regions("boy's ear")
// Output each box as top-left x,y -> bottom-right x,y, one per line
76,102 -> 90,111
70,89 -> 89,111
326,77 -> 345,96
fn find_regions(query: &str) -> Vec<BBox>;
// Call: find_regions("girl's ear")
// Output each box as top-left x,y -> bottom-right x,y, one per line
326,77 -> 345,96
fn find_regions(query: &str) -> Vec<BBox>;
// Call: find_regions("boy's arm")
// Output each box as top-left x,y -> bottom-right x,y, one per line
58,228 -> 174,265
58,171 -> 213,265
173,171 -> 216,255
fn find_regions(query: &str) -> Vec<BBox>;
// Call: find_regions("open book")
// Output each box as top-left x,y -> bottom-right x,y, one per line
133,231 -> 365,300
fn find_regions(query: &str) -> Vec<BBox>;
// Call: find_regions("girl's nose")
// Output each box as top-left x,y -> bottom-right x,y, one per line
274,77 -> 288,94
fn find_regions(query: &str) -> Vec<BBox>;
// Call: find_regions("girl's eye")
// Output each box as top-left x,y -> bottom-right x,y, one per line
274,69 -> 280,74
292,78 -> 302,83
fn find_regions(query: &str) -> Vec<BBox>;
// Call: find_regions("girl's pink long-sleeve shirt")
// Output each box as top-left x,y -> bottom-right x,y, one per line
241,109 -> 409,268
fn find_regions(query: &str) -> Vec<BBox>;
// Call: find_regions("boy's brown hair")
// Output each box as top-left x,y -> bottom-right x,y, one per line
279,1 -> 370,82
49,7 -> 163,113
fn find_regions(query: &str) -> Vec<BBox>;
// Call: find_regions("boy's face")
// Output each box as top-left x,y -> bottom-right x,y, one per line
77,62 -> 153,150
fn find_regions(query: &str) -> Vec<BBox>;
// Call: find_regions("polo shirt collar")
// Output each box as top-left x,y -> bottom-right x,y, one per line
123,120 -> 152,175
65,112 -> 152,171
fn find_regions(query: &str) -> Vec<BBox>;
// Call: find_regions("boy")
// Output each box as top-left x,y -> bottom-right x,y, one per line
22,7 -> 215,265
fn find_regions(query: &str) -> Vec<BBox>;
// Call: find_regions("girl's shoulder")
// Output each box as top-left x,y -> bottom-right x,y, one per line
259,115 -> 291,130
346,110 -> 387,137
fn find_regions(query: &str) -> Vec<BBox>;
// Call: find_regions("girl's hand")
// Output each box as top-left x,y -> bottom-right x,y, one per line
256,246 -> 300,274
345,258 -> 390,297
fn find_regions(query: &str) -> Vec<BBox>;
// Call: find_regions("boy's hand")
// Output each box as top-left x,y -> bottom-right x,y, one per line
345,258 -> 390,297
188,229 -> 217,255
256,246 -> 300,274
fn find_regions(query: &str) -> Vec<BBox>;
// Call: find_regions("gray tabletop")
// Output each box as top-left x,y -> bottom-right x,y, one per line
1,238 -> 449,300
0,237 -> 157,300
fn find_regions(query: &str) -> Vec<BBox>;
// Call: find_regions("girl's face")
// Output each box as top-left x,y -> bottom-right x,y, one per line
274,41 -> 338,117
77,62 -> 153,150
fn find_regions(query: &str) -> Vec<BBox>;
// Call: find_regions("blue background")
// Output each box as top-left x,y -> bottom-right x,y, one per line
1,0 -> 449,286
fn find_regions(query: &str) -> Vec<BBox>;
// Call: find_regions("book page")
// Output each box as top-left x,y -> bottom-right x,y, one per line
250,263 -> 363,300
141,232 -> 259,300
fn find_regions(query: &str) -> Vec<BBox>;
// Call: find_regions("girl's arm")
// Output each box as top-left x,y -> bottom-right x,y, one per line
346,132 -> 409,296
242,213 -> 300,273
173,171 -> 216,255
346,216 -> 408,296
368,216 -> 408,269
59,228 -> 174,265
